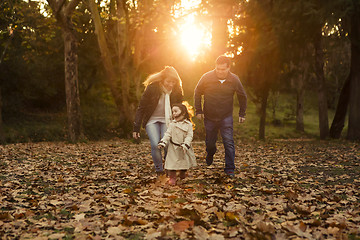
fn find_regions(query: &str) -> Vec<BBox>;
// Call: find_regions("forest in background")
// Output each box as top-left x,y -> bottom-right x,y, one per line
1,1 -> 360,238
0,0 -> 360,143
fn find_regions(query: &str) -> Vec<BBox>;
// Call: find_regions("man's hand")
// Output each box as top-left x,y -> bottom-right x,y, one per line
196,114 -> 204,120
132,132 -> 140,139
239,117 -> 246,123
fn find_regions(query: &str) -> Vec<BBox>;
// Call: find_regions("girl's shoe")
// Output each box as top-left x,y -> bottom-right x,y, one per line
169,178 -> 176,185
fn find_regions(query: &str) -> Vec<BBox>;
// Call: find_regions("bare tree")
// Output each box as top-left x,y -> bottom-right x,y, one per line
313,29 -> 329,139
47,0 -> 83,142
347,0 -> 360,140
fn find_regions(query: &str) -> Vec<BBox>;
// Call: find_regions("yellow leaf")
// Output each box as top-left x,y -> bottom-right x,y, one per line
225,212 -> 238,221
123,188 -> 132,194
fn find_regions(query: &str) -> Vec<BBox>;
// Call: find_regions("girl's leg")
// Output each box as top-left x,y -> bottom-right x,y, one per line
179,170 -> 187,180
168,170 -> 176,185
146,122 -> 164,173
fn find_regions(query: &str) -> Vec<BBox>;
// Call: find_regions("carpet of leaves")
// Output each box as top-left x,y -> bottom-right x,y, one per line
0,139 -> 359,240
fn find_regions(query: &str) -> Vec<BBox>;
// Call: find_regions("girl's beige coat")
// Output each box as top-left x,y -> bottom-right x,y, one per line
160,120 -> 197,170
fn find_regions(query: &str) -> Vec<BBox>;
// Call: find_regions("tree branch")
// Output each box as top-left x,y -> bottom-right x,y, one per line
47,0 -> 66,16
65,0 -> 81,16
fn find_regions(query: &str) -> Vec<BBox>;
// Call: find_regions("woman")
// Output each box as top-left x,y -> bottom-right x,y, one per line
133,66 -> 184,175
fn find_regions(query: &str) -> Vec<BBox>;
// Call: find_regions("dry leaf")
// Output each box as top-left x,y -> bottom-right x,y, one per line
173,220 -> 194,233
0,140 -> 358,239
107,226 -> 122,235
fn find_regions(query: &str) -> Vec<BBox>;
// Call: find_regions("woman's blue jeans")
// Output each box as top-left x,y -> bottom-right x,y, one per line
146,121 -> 167,172
204,115 -> 235,173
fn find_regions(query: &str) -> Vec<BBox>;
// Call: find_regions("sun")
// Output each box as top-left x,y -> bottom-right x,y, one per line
178,15 -> 211,60
173,0 -> 212,60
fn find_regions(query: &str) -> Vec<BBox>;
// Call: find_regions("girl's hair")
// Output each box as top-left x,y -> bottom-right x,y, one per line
143,66 -> 183,93
172,102 -> 195,129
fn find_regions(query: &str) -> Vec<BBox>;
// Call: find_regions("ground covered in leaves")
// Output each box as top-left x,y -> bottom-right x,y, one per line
0,139 -> 359,240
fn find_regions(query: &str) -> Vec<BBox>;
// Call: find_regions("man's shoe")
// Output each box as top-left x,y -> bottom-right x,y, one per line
156,171 -> 165,177
206,154 -> 213,166
225,171 -> 235,178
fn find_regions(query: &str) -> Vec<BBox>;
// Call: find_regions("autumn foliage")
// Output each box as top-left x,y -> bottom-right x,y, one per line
0,140 -> 359,239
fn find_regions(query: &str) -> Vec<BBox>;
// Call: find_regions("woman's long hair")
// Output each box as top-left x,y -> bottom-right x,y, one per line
143,66 -> 183,93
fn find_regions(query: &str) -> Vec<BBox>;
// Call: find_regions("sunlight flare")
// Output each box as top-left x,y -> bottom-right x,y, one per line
172,0 -> 212,60
178,15 -> 211,60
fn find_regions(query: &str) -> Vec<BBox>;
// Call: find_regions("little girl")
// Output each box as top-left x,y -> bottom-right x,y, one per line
158,103 -> 197,185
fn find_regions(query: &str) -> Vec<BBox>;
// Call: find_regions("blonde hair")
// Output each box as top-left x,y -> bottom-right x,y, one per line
143,66 -> 183,89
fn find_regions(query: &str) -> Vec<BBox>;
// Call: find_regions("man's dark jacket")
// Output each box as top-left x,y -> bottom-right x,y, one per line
194,70 -> 247,121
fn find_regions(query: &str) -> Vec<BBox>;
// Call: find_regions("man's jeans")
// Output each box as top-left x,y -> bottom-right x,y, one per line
204,115 -> 235,173
146,121 -> 167,172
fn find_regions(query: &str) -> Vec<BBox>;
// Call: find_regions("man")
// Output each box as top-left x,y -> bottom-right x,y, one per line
194,55 -> 247,177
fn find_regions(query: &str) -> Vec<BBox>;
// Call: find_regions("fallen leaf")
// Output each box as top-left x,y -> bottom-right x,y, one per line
74,213 -> 86,221
173,220 -> 194,233
107,226 -> 122,235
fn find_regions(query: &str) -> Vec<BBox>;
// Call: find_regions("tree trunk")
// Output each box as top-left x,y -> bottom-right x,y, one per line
296,77 -> 305,132
0,85 -> 5,144
295,54 -> 309,132
347,1 -> 360,140
88,0 -> 123,111
63,30 -> 82,142
47,0 -> 82,142
329,74 -> 350,138
117,0 -> 134,128
314,31 -> 329,139
259,89 -> 269,140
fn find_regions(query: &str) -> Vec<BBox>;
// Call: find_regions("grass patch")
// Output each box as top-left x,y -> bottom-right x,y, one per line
1,92 -> 348,142
192,93 -> 325,141
3,112 -> 66,143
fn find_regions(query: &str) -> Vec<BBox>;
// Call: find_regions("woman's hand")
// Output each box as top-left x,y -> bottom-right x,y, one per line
132,132 -> 140,139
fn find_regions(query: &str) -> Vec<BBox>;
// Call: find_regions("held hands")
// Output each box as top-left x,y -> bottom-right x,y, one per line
158,141 -> 166,149
239,117 -> 246,123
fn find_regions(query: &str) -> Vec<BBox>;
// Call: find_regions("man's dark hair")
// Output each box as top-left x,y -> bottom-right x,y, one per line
216,55 -> 231,67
